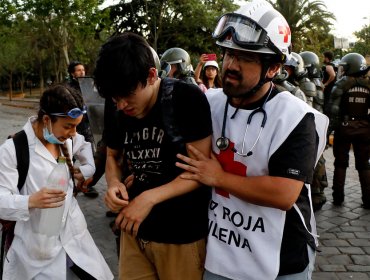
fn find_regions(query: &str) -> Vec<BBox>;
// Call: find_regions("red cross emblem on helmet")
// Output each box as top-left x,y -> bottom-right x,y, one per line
278,25 -> 291,43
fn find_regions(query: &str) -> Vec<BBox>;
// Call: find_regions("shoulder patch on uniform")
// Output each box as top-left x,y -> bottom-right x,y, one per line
287,168 -> 300,176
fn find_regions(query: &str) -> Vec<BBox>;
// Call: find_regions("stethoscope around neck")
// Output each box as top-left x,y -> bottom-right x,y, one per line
216,85 -> 272,157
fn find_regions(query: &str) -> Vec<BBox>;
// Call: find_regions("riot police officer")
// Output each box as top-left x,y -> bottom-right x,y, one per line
284,52 -> 316,107
294,51 -> 328,210
159,47 -> 197,84
300,51 -> 325,113
329,53 -> 370,208
273,63 -> 307,103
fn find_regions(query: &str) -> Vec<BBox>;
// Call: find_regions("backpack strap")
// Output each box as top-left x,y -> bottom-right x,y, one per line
160,78 -> 184,148
10,130 -> 29,191
1,130 -> 28,278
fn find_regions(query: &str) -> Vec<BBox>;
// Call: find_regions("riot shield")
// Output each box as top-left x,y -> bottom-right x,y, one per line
78,77 -> 105,142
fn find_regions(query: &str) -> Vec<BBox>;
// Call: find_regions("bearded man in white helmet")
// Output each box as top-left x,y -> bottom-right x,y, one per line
176,0 -> 328,279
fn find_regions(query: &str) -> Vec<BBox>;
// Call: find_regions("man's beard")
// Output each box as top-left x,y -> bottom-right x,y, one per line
222,69 -> 255,98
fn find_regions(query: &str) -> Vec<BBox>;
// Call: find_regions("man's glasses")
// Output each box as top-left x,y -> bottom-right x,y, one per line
50,106 -> 87,119
224,50 -> 261,64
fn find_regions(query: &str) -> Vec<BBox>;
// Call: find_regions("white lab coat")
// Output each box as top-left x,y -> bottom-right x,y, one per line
0,117 -> 113,280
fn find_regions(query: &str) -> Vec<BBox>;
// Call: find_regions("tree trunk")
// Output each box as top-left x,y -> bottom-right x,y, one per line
39,65 -> 44,95
61,24 -> 69,71
8,72 -> 13,101
19,72 -> 25,93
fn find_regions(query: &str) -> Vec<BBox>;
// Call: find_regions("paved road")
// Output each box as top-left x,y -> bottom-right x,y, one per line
0,101 -> 369,279
313,148 -> 370,280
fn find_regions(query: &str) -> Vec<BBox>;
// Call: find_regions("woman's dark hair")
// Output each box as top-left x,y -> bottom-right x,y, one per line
200,67 -> 222,89
37,83 -> 85,123
37,83 -> 85,191
94,32 -> 155,99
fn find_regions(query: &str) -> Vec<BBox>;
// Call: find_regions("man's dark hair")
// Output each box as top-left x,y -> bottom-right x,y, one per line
68,61 -> 83,76
94,32 -> 155,99
323,51 -> 334,61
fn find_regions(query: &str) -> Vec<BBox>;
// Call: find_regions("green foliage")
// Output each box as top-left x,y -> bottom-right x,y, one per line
0,0 -> 17,26
0,16 -> 32,97
352,25 -> 370,57
2,0 -> 366,92
0,0 -> 109,90
269,0 -> 335,55
108,0 -> 237,62
18,0 -> 107,76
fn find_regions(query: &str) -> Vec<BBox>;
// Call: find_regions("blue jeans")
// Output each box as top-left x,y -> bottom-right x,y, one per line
203,245 -> 315,280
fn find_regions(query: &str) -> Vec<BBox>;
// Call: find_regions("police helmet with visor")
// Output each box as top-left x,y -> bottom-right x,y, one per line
299,51 -> 322,79
285,52 -> 307,78
337,52 -> 369,79
160,47 -> 192,77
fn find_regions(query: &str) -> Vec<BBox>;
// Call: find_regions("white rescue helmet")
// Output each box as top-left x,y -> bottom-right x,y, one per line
204,60 -> 219,70
213,0 -> 291,62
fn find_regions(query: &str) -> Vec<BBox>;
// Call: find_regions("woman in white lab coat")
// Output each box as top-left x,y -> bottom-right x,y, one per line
0,84 -> 113,280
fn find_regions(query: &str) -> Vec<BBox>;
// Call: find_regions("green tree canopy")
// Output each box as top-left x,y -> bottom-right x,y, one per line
108,0 -> 237,60
0,0 -> 110,93
269,0 -> 335,54
0,15 -> 33,99
352,25 -> 370,57
2,0 -> 365,96
18,0 -> 107,76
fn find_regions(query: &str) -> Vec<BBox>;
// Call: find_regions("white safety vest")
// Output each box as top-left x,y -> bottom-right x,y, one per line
205,89 -> 328,280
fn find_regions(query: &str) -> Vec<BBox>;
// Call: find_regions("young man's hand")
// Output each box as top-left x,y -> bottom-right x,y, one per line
115,191 -> 155,237
104,181 -> 129,212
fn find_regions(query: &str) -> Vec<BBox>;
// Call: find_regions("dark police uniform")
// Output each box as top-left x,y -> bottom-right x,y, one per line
329,75 -> 370,207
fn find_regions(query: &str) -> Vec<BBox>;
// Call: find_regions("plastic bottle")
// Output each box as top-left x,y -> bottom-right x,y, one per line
38,156 -> 69,236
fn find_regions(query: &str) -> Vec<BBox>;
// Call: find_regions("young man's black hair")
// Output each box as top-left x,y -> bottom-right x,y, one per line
94,33 -> 156,99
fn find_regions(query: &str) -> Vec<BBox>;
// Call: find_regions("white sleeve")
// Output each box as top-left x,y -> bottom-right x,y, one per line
72,134 -> 96,179
0,139 -> 30,221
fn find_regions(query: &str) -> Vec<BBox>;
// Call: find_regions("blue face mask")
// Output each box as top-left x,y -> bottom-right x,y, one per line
43,123 -> 65,144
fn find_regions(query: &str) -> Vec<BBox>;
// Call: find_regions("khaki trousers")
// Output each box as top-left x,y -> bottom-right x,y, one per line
119,232 -> 206,280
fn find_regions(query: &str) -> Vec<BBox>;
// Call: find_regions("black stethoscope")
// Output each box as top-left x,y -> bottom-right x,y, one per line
216,84 -> 272,157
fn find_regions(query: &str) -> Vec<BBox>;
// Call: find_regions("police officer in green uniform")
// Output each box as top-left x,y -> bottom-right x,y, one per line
298,51 -> 328,211
160,47 -> 197,85
284,52 -> 316,108
273,61 -> 307,103
328,53 -> 370,208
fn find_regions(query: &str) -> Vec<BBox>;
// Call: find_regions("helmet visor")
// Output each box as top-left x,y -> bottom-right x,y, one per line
285,56 -> 299,68
165,59 -> 183,65
337,65 -> 344,80
160,61 -> 171,77
213,13 -> 282,56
